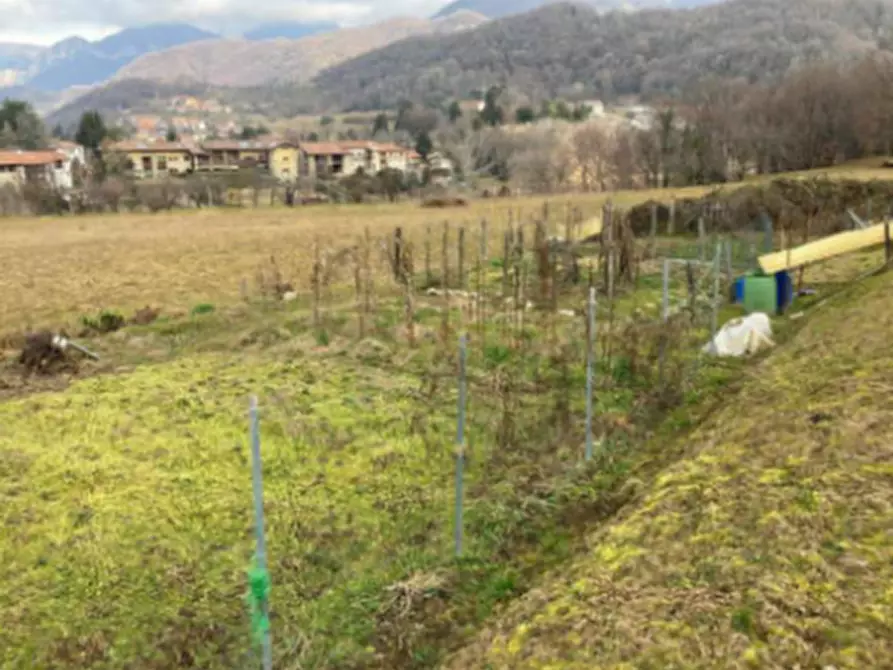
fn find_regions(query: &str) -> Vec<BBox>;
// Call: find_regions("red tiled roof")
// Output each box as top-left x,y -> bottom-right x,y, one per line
201,137 -> 289,151
299,142 -> 352,156
298,140 -> 413,156
0,150 -> 64,167
374,142 -> 410,153
107,141 -> 197,153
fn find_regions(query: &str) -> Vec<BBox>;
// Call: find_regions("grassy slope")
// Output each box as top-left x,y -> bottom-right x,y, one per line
447,273 -> 893,668
0,347 -> 462,668
0,254 -> 744,669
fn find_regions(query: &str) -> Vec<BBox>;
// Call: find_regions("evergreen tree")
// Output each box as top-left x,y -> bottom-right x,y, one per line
75,110 -> 107,151
372,112 -> 390,135
448,101 -> 462,123
414,131 -> 433,160
479,86 -> 504,127
0,99 -> 46,149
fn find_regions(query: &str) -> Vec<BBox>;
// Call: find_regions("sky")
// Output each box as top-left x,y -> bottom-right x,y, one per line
0,0 -> 450,45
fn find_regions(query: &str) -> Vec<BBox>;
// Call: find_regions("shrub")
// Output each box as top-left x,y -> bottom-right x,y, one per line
82,310 -> 126,334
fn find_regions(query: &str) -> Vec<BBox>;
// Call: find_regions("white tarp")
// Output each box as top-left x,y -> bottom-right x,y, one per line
702,313 -> 774,357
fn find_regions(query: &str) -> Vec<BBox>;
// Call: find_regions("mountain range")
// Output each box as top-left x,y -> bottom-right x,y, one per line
432,0 -> 719,19
17,0 -> 893,127
1,0 -> 724,95
315,0 -> 893,110
111,12 -> 489,87
0,19 -> 350,93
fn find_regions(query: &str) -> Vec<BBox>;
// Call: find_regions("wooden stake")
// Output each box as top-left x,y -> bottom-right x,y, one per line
458,226 -> 466,290
363,226 -> 373,320
668,198 -> 676,236
354,244 -> 365,338
442,222 -> 450,341
425,224 -> 432,287
312,237 -> 321,328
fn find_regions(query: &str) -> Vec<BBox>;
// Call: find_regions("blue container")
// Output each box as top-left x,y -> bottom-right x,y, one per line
733,277 -> 746,304
775,270 -> 793,313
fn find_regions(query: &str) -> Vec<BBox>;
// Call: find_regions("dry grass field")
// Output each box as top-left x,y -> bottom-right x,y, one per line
3,159 -> 892,334
0,190 -> 652,334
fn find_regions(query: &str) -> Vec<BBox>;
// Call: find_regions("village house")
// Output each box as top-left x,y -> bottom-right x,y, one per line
50,140 -> 86,185
106,137 -> 418,184
108,140 -> 198,178
298,141 -> 418,179
425,151 -> 455,184
0,149 -> 74,190
299,142 -> 367,178
198,138 -> 299,181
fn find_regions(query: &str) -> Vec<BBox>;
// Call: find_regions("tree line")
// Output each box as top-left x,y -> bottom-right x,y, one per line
416,54 -> 893,194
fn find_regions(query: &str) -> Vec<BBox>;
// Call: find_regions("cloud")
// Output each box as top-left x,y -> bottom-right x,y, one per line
0,0 -> 451,44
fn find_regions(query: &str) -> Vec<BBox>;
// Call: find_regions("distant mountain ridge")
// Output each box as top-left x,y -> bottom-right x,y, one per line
432,0 -> 720,19
0,24 -> 219,92
0,20 -> 345,93
111,12 -> 489,87
243,21 -> 339,40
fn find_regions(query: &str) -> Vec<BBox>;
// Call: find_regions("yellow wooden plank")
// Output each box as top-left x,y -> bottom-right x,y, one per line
758,223 -> 888,274
580,215 -> 603,239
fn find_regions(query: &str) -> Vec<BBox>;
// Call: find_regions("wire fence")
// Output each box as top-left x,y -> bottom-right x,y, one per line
237,200 -> 750,666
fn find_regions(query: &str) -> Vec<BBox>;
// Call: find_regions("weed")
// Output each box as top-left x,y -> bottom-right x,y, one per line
81,310 -> 125,334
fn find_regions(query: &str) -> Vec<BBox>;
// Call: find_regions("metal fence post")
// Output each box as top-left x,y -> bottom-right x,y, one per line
249,396 -> 272,670
454,334 -> 467,557
711,243 -> 721,340
585,287 -> 597,461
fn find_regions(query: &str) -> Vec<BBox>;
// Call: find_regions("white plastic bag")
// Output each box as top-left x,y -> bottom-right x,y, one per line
703,313 -> 774,357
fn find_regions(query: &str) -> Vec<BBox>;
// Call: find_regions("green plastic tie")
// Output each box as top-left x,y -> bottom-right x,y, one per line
246,560 -> 270,647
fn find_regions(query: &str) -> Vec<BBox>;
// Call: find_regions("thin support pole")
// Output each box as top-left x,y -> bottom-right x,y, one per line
658,258 -> 670,387
249,396 -> 272,670
585,287 -> 597,461
725,239 -> 734,303
711,242 -> 721,340
886,207 -> 892,267
454,333 -> 467,558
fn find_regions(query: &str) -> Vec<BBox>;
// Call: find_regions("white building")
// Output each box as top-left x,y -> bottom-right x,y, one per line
0,149 -> 74,190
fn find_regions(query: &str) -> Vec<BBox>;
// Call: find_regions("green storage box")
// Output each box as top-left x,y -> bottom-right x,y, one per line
743,274 -> 777,314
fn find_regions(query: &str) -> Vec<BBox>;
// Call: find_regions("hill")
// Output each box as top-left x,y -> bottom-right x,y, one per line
432,0 -> 719,19
243,21 -> 339,40
447,269 -> 893,667
43,79 -> 220,129
111,12 -> 488,88
316,0 -> 893,110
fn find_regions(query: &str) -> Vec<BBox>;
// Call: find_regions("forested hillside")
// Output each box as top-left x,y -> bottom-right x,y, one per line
316,0 -> 893,110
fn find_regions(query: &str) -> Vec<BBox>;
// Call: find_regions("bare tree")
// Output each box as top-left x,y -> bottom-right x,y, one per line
572,122 -> 617,192
434,119 -> 505,185
507,124 -> 574,194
